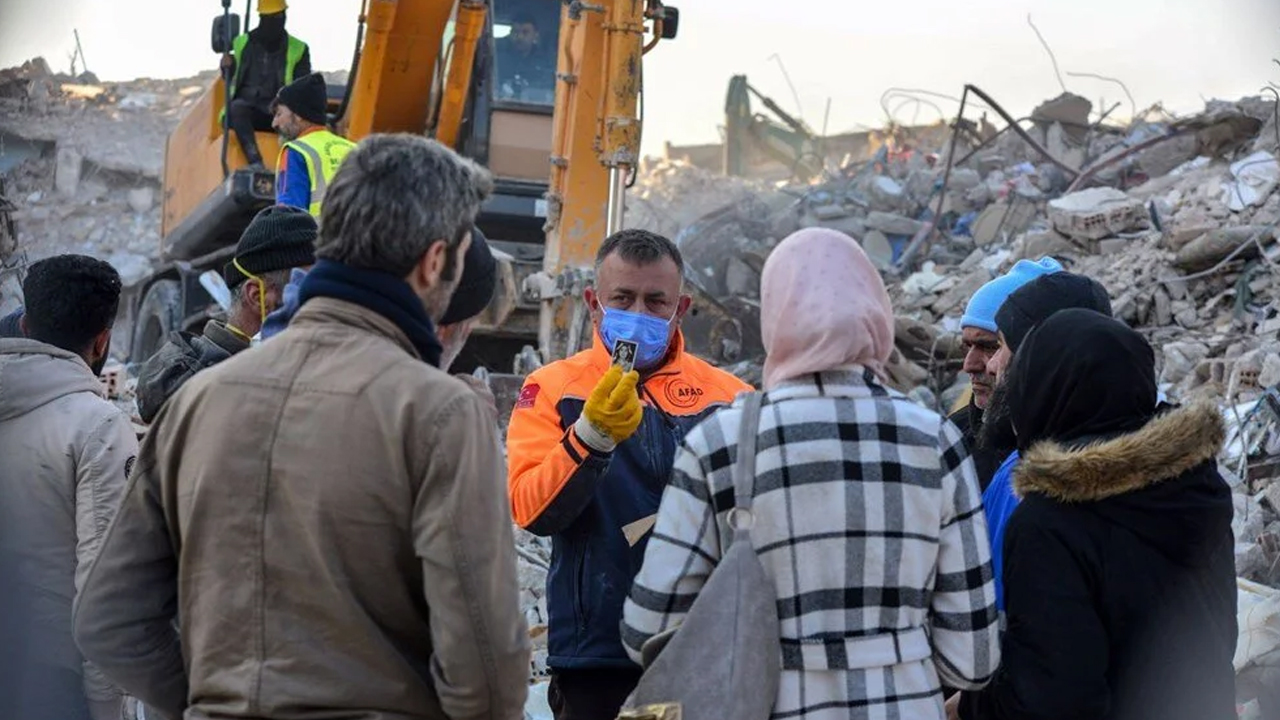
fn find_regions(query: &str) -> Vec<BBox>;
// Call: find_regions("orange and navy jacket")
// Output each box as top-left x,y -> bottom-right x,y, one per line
507,331 -> 750,669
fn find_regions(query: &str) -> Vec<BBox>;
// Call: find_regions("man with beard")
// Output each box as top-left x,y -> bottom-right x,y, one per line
977,270 -> 1112,610
951,258 -> 1062,489
220,0 -> 312,169
73,135 -> 530,720
0,254 -> 136,720
272,72 -> 356,216
135,205 -> 317,424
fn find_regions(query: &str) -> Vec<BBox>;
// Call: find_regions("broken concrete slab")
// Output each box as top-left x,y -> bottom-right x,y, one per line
1048,187 -> 1148,241
1174,226 -> 1271,272
864,211 -> 924,237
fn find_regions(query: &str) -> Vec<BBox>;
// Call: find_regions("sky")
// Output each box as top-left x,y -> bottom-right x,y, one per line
2,0 -> 1279,157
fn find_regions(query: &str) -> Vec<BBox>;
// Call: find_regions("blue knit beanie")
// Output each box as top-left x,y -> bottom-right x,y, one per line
960,257 -> 1064,333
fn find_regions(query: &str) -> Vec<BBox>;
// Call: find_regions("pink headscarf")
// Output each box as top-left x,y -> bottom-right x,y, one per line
760,228 -> 895,390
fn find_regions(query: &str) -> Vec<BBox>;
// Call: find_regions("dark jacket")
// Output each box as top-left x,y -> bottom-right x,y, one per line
135,320 -> 250,424
506,332 -> 750,669
948,401 -> 1006,491
961,309 -> 1236,720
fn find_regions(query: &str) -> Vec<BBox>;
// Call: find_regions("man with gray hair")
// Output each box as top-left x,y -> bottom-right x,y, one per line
73,134 -> 531,720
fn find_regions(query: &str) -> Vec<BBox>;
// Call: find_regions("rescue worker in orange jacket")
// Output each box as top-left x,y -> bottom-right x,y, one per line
507,229 -> 751,720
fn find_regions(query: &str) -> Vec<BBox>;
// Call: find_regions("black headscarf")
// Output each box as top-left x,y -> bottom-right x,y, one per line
1007,308 -> 1157,452
996,271 -> 1112,354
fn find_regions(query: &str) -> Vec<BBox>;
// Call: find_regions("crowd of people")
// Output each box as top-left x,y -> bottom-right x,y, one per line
0,128 -> 1242,719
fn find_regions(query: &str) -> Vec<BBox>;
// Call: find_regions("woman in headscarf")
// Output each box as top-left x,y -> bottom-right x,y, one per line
622,228 -> 1000,719
954,308 -> 1236,720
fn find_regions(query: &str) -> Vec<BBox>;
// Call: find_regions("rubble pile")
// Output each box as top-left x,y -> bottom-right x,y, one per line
0,58 -> 212,312
623,91 -> 1280,705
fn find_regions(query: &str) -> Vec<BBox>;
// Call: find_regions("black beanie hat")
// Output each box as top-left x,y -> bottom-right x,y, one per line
995,271 -> 1113,354
224,205 -> 318,288
274,72 -> 328,126
441,225 -> 498,325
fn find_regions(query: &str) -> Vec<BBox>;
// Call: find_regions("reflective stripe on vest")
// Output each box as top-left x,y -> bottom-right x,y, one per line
279,130 -> 356,216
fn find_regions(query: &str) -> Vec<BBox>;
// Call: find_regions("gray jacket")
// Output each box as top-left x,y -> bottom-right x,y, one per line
0,338 -> 138,707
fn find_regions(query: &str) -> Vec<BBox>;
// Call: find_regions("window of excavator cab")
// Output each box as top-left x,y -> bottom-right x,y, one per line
491,0 -> 560,108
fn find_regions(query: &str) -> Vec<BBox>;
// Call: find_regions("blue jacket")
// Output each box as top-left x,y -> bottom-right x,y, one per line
276,147 -> 312,211
259,268 -> 308,341
506,333 -> 750,669
982,450 -> 1021,610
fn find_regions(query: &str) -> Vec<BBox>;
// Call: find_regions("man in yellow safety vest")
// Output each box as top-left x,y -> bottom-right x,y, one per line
272,72 -> 356,217
219,0 -> 311,169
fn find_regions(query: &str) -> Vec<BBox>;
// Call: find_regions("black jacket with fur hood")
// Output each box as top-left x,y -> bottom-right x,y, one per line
961,310 -> 1237,720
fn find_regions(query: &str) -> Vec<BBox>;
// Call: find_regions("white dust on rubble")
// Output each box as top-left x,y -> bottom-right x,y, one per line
0,58 -> 215,316
618,97 -> 1280,681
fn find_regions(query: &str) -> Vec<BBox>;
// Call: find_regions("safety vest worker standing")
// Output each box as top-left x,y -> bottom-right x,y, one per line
272,72 -> 356,218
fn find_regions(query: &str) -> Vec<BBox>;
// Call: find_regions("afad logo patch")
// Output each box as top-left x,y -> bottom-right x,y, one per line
515,383 -> 541,410
664,379 -> 704,409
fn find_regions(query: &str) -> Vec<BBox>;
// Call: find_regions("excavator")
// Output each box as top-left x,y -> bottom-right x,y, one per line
722,74 -> 822,180
124,0 -> 679,388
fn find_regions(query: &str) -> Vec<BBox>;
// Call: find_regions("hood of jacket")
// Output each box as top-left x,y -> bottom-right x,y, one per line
1015,402 -> 1231,567
0,338 -> 103,422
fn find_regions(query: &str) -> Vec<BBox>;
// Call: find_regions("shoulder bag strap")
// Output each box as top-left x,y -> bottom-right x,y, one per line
728,391 -> 764,547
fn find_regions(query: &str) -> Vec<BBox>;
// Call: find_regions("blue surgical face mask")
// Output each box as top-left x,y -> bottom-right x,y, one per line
599,305 -> 676,371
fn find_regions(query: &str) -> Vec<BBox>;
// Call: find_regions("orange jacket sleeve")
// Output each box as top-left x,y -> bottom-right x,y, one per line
506,375 -> 612,536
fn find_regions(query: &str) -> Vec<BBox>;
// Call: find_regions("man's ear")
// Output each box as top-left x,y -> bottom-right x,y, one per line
583,286 -> 602,325
91,328 -> 111,359
674,294 -> 693,324
18,315 -> 26,336
407,239 -> 450,293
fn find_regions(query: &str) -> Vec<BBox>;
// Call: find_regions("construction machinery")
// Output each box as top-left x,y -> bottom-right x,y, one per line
722,74 -> 822,180
124,0 -> 679,378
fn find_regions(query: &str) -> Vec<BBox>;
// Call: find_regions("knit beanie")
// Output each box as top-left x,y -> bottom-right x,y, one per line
995,271 -> 1113,354
441,225 -> 497,325
274,72 -> 328,126
223,205 -> 318,288
960,257 -> 1064,333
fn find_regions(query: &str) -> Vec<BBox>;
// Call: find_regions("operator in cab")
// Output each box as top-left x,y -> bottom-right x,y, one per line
507,229 -> 751,720
494,11 -> 557,103
220,0 -> 311,169
272,72 -> 356,217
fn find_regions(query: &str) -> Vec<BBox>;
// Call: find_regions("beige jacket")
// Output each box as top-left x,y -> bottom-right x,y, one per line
0,339 -> 137,711
73,298 -> 530,720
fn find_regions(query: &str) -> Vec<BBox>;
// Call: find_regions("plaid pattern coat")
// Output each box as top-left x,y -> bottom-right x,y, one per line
622,368 -> 1000,720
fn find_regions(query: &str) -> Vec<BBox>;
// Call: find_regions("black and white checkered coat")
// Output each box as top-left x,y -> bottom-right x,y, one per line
622,368 -> 1000,720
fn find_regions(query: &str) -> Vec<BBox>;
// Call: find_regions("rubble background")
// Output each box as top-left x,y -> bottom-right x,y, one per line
3,55 -> 1280,712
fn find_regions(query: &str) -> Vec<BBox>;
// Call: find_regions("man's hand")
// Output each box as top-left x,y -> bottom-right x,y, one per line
574,365 -> 643,452
219,53 -> 234,78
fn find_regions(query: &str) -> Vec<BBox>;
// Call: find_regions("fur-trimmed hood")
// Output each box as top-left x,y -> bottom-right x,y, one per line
1014,402 -> 1232,568
1014,402 -> 1225,502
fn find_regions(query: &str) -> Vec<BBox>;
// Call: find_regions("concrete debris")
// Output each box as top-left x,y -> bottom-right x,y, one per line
1047,187 -> 1148,241
1223,151 -> 1280,212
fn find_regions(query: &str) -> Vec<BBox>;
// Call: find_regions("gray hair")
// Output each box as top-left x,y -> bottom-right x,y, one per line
316,134 -> 494,276
231,269 -> 292,307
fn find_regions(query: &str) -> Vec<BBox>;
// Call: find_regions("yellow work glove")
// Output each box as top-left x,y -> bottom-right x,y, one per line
574,364 -> 644,452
